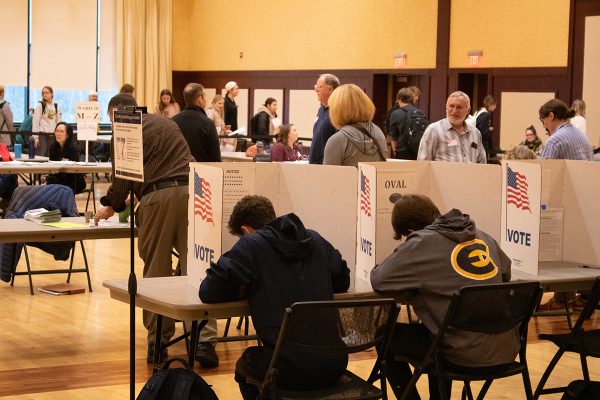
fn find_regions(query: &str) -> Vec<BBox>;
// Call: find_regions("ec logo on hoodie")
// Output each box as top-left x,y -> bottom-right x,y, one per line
450,239 -> 498,280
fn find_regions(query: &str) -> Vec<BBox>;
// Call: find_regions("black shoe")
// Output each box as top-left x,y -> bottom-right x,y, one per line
147,344 -> 168,364
195,342 -> 219,368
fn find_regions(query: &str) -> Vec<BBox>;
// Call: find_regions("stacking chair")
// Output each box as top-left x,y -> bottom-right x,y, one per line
534,277 -> 600,399
241,298 -> 399,400
396,281 -> 542,400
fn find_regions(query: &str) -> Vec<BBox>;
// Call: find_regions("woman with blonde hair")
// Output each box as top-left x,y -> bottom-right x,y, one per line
570,99 -> 587,137
505,144 -> 537,160
154,88 -> 180,118
323,84 -> 387,167
206,94 -> 231,134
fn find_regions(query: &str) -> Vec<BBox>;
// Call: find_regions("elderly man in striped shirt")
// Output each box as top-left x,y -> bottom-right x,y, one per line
417,91 -> 487,163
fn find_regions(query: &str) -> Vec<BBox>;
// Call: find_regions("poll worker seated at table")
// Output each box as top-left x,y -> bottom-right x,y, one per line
199,195 -> 350,400
270,124 -> 301,162
46,122 -> 86,194
370,194 -> 514,400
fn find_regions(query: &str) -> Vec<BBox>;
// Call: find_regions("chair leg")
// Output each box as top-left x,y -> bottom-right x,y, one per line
533,349 -> 565,399
244,315 -> 250,335
564,300 -> 573,329
80,241 -> 92,292
581,354 -> 590,381
476,380 -> 492,400
66,245 -> 76,283
464,382 -> 475,400
521,369 -> 535,400
24,245 -> 34,295
397,369 -> 423,400
236,316 -> 244,330
223,318 -> 232,337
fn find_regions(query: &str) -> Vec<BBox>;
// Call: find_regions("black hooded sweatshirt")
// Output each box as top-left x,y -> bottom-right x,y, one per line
199,213 -> 351,388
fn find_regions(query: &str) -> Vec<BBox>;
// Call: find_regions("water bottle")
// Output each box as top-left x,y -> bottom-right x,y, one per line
28,136 -> 35,159
14,143 -> 22,158
256,141 -> 265,155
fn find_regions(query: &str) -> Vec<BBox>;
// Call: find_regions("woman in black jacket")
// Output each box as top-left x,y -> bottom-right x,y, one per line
46,122 -> 86,194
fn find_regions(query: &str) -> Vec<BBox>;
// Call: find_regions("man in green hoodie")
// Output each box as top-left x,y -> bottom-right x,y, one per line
370,194 -> 514,400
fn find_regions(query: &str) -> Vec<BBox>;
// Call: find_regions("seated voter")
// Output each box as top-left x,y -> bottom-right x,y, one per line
46,122 -> 86,194
370,195 -> 514,400
199,195 -> 350,400
270,124 -> 300,162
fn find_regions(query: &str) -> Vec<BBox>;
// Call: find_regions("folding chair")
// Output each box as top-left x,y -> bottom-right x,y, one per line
3,184 -> 91,295
534,277 -> 600,399
396,281 -> 542,400
240,298 -> 399,400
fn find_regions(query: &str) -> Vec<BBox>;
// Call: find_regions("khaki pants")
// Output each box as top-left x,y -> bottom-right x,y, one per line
137,185 -> 217,345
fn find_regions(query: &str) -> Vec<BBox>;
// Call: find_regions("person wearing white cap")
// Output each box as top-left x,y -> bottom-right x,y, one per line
88,91 -> 98,102
224,81 -> 239,131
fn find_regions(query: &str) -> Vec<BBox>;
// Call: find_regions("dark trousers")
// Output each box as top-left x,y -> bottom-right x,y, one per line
235,346 -> 272,400
380,323 -> 451,400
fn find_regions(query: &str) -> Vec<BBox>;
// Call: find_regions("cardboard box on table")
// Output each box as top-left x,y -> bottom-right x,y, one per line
187,162 -> 358,289
356,161 -> 502,291
502,159 -> 600,276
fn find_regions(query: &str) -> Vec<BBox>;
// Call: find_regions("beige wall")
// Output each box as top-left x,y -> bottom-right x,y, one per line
499,92 -> 555,151
450,0 -> 570,68
172,0 -> 438,71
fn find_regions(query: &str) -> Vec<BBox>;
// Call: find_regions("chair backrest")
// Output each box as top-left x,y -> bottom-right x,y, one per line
443,281 -> 543,336
5,184 -> 79,219
273,298 -> 398,357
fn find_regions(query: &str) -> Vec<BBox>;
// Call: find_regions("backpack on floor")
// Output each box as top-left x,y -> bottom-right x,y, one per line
137,358 -> 219,400
562,380 -> 600,400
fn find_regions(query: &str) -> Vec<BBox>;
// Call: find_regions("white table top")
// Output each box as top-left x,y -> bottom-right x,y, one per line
512,261 -> 600,292
220,151 -> 254,162
0,161 -> 112,174
103,276 -> 376,321
0,216 -> 132,243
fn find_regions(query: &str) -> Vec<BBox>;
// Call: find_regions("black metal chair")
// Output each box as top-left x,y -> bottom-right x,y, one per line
240,298 -> 399,400
534,276 -> 600,399
395,281 -> 542,400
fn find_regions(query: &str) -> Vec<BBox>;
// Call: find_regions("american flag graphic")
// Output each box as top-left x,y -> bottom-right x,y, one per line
360,171 -> 372,217
506,166 -> 530,212
194,172 -> 213,223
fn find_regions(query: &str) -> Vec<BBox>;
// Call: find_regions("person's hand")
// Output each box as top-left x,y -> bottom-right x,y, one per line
34,138 -> 40,148
94,206 -> 114,226
245,144 -> 257,157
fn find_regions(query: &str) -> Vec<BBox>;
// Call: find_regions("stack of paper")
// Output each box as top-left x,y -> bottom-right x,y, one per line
24,208 -> 62,223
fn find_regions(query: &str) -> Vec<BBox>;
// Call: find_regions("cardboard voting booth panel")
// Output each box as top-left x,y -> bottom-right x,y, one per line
562,161 -> 600,266
188,162 -> 357,288
429,162 -> 502,242
356,162 -> 430,290
500,161 -> 542,276
356,161 -> 503,291
500,159 -> 600,275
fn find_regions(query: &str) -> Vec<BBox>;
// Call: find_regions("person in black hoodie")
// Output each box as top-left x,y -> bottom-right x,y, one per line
199,195 -> 350,400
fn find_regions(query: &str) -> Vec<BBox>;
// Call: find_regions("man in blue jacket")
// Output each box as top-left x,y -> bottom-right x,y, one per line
199,195 -> 350,400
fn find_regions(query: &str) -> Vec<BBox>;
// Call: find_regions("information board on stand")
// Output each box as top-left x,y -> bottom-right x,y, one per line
113,109 -> 144,182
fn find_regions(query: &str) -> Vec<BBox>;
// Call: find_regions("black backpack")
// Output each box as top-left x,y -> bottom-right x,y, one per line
137,358 -> 219,400
401,108 -> 429,154
250,112 -> 263,136
562,380 -> 600,400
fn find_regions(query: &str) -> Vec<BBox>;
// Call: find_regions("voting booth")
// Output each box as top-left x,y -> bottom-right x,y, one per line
356,161 -> 502,291
502,159 -> 600,276
187,162 -> 358,288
